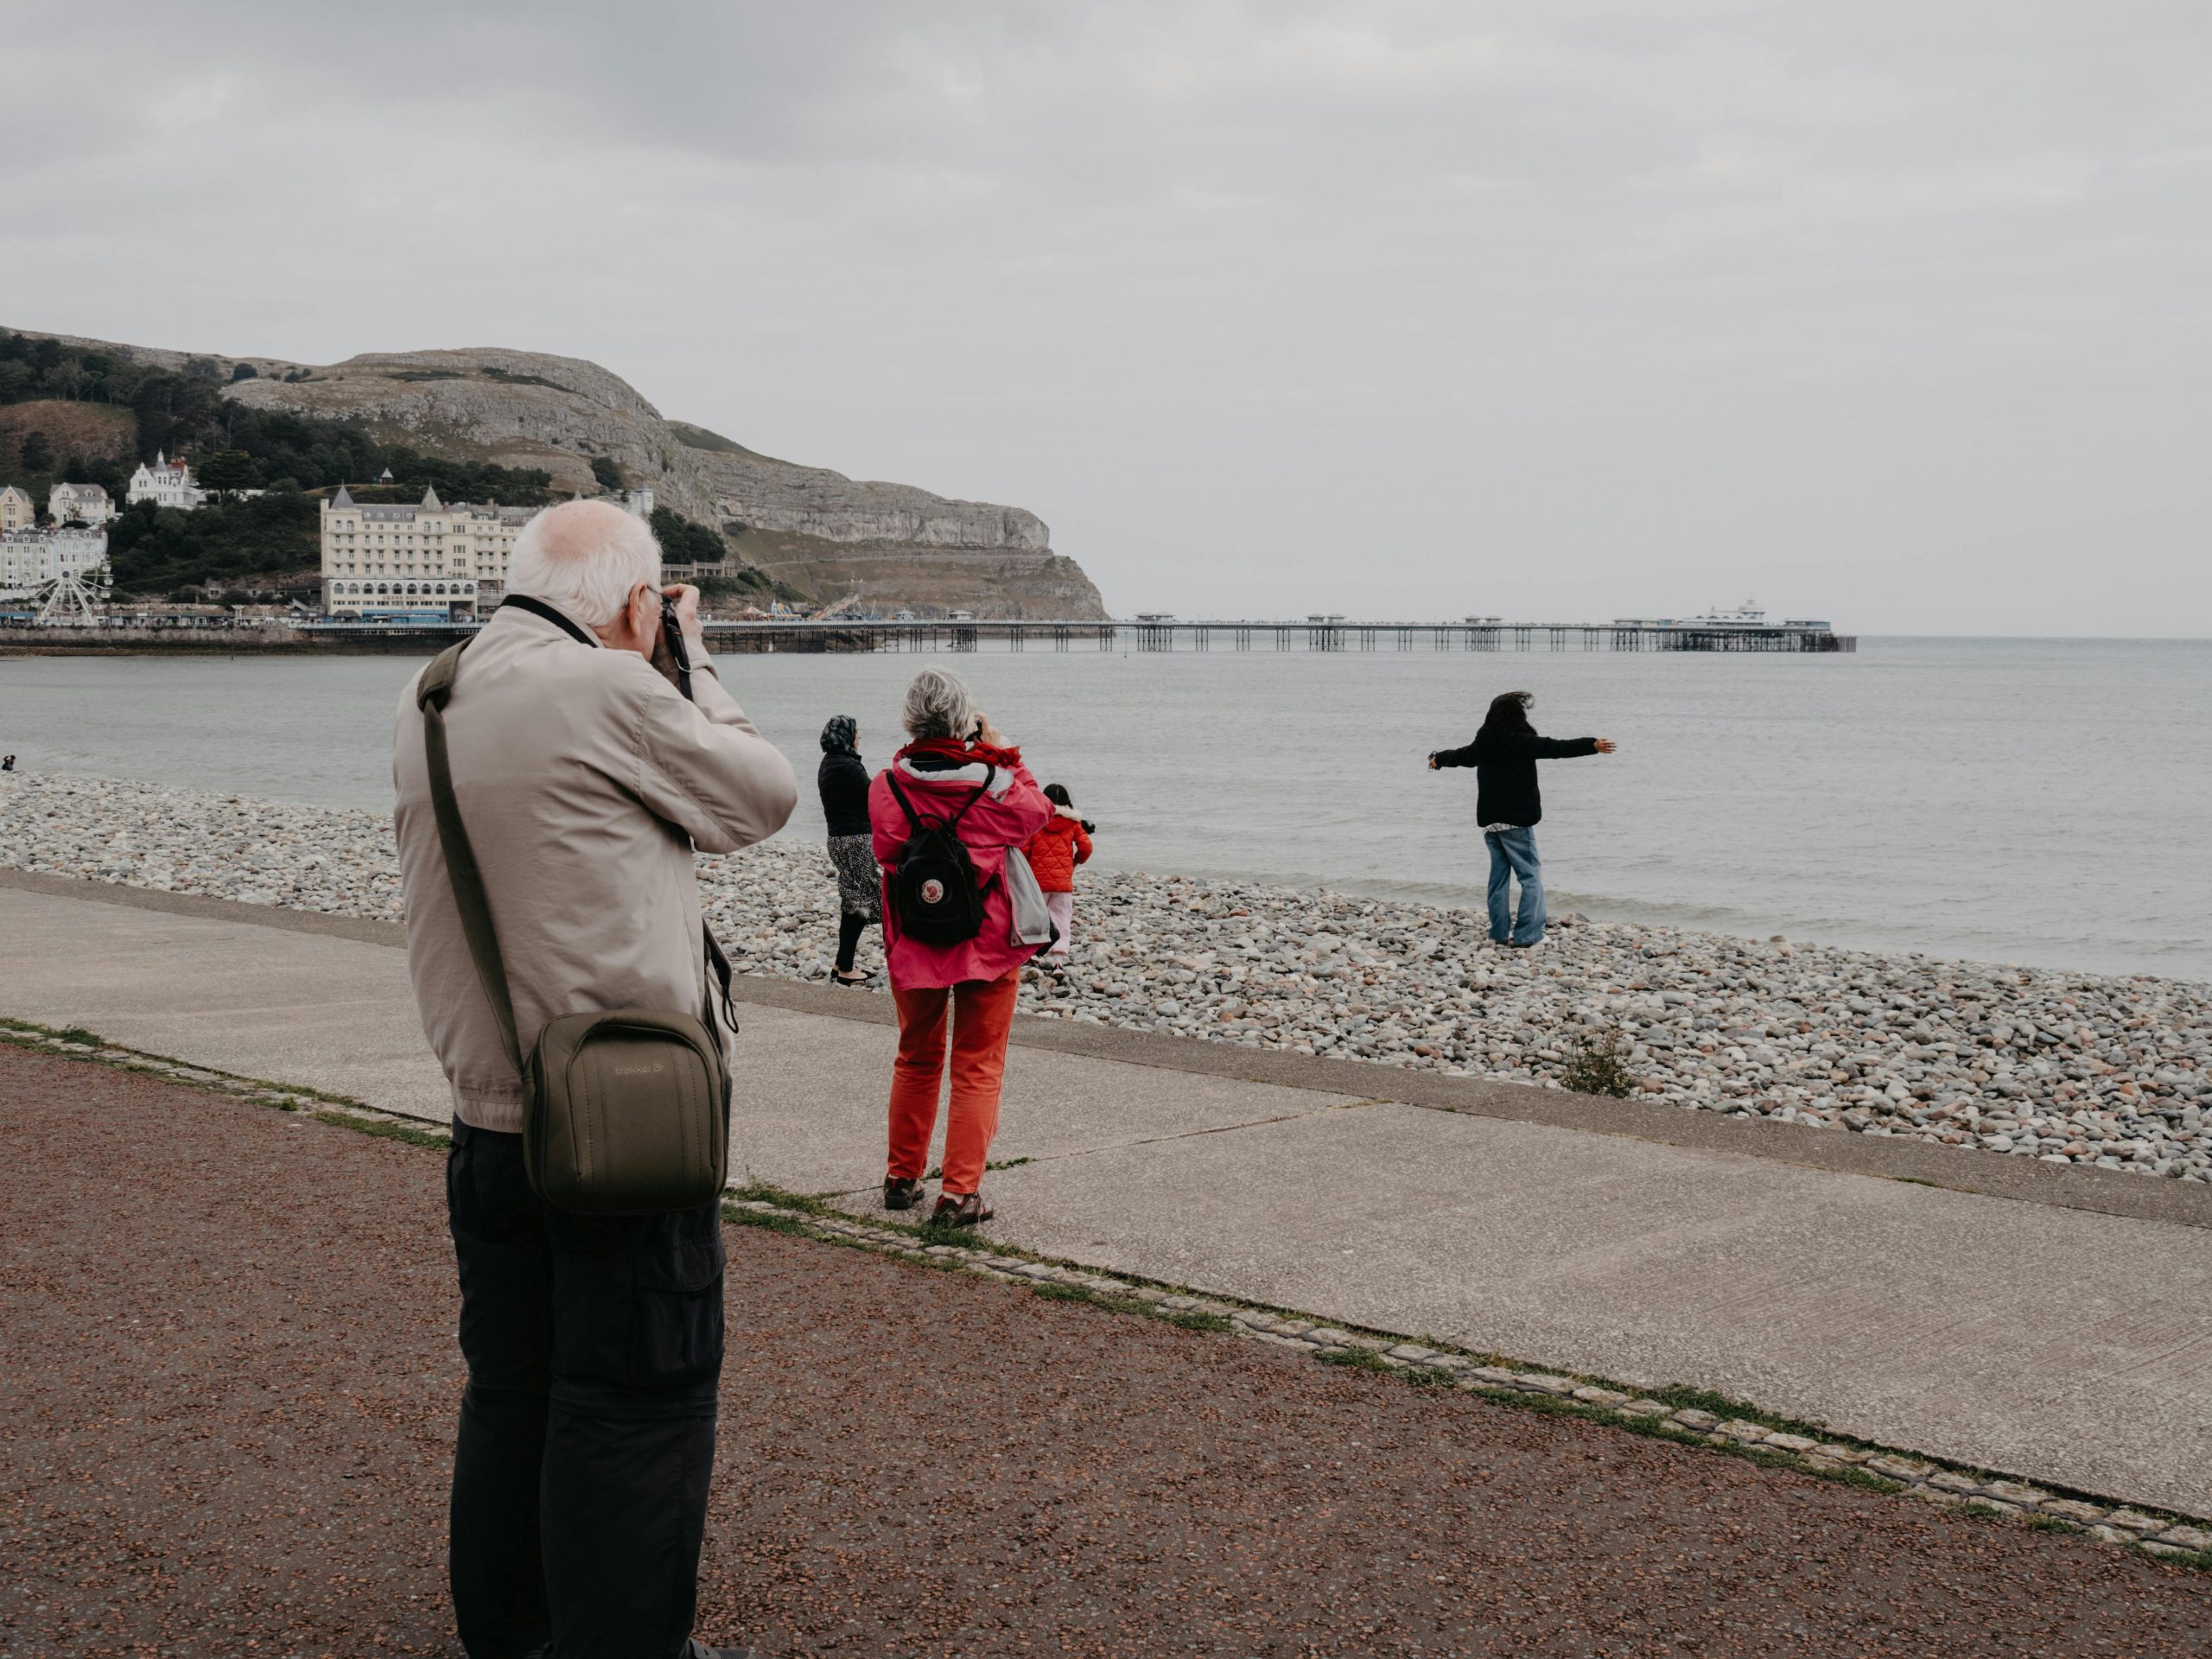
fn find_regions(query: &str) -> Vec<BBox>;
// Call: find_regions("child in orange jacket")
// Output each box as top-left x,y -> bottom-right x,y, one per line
1023,782 -> 1093,967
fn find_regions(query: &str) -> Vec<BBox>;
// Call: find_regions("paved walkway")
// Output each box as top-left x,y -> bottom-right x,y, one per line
3,872 -> 2209,1516
10,1044 -> 2210,1657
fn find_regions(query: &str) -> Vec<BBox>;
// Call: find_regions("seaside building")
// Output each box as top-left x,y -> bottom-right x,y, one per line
126,452 -> 205,510
0,525 -> 109,597
317,484 -> 537,618
48,481 -> 115,525
0,486 -> 34,531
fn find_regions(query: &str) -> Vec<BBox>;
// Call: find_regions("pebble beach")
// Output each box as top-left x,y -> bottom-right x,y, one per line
5,772 -> 2209,1181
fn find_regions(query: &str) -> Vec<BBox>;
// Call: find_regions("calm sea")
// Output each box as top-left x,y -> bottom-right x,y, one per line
3,637 -> 2207,982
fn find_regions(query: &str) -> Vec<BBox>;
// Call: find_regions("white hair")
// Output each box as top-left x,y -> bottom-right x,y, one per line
902,665 -> 977,741
506,499 -> 661,628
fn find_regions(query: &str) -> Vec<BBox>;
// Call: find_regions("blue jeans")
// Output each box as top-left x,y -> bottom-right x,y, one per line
1484,826 -> 1543,945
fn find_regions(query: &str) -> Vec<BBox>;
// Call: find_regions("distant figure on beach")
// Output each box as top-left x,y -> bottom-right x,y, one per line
818,714 -> 880,984
1429,691 -> 1615,949
872,667 -> 1052,1225
1,754 -> 13,772
391,499 -> 796,1659
1024,782 -> 1093,972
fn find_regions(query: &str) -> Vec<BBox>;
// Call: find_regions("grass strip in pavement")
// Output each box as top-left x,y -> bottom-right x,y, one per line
9,1013 -> 2211,1576
0,1016 -> 407,1122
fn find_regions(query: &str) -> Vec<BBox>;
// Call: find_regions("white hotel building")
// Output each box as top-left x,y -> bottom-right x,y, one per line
319,485 -> 537,617
0,525 -> 108,597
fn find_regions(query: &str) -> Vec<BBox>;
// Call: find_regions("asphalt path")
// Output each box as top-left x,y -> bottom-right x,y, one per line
5,1044 -> 2209,1657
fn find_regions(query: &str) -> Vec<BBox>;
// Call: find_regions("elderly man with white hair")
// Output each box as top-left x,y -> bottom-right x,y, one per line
391,498 -> 796,1659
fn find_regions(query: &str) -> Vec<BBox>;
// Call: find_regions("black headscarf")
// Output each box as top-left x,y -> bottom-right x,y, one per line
820,715 -> 860,757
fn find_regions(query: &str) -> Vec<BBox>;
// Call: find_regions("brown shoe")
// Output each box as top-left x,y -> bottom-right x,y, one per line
883,1176 -> 925,1211
928,1192 -> 994,1228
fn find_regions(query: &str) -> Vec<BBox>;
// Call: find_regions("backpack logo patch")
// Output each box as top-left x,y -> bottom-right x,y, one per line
920,878 -> 945,906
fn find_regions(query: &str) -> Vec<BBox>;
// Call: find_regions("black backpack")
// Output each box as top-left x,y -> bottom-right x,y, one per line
885,766 -> 996,944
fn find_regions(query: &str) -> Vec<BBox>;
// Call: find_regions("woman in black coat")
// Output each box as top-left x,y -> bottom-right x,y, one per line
819,715 -> 880,983
1429,691 -> 1614,949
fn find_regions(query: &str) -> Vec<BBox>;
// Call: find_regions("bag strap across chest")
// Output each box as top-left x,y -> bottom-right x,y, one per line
416,639 -> 734,1071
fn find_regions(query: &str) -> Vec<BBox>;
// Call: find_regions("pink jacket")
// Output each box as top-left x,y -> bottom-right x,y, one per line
870,751 -> 1052,990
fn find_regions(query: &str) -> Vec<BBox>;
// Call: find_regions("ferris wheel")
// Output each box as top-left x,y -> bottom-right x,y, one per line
29,563 -> 112,626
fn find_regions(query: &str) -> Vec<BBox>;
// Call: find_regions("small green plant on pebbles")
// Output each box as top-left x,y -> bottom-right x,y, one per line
1559,1028 -> 1637,1097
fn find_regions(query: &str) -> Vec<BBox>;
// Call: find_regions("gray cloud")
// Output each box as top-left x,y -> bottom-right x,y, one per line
5,0 -> 2209,631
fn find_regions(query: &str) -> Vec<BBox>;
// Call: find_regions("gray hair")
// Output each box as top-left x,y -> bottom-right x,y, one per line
507,499 -> 661,628
901,666 -> 976,741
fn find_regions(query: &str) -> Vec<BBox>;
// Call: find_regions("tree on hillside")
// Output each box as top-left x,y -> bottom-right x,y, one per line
230,362 -> 258,382
649,506 -> 726,566
197,449 -> 261,492
589,454 -> 623,493
19,430 -> 51,472
105,491 -> 321,595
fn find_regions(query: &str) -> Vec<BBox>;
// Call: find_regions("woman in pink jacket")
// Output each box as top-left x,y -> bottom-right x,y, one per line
870,667 -> 1052,1226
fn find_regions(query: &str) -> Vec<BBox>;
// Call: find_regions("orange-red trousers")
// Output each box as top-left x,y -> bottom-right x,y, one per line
887,969 -> 1020,1197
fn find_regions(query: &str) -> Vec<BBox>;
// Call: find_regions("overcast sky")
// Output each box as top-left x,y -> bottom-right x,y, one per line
6,1 -> 2209,632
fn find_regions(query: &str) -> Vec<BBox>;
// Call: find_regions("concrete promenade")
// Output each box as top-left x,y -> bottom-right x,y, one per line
3,868 -> 2208,1516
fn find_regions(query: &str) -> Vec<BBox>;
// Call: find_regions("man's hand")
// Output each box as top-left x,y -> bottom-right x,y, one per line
1594,738 -> 1618,753
1427,754 -> 1440,770
660,583 -> 704,645
645,584 -> 706,690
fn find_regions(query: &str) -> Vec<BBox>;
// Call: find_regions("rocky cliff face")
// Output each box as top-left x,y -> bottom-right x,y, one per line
32,334 -> 1105,618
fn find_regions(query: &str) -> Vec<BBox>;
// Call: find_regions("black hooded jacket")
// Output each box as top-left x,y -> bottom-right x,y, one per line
1431,729 -> 1599,827
818,751 -> 873,837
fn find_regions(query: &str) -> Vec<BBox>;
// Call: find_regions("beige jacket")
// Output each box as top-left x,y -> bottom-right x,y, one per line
392,601 -> 798,1130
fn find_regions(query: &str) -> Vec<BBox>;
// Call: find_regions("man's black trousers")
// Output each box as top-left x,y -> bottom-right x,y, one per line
445,1119 -> 726,1659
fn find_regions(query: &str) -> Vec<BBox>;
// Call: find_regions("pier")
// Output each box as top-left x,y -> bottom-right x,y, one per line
679,614 -> 1856,654
5,613 -> 1855,655
286,613 -> 1857,654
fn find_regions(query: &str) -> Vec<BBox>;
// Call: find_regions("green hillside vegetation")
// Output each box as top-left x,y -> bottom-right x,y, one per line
3,328 -> 563,594
3,329 -> 801,602
0,329 -> 556,505
105,494 -> 323,600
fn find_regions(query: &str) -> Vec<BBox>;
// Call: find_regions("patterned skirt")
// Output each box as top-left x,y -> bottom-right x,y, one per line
826,833 -> 881,921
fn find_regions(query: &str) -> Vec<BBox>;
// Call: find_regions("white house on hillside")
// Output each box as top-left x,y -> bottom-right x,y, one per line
127,452 -> 205,510
0,486 -> 33,532
48,481 -> 115,525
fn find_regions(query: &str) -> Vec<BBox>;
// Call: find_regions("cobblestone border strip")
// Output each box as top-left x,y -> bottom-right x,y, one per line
724,1191 -> 2212,1573
0,1017 -> 418,1131
8,1016 -> 2208,1572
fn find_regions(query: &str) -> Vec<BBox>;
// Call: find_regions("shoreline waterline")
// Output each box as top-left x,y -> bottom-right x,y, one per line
4,772 -> 2207,1184
5,637 -> 2209,980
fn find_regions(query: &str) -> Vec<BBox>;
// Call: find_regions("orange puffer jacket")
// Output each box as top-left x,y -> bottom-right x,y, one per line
1023,809 -> 1093,893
